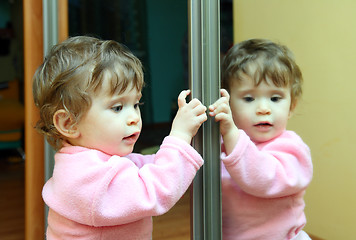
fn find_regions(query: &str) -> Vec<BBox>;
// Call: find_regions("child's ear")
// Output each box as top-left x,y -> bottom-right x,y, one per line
289,101 -> 297,119
53,109 -> 80,139
288,110 -> 294,119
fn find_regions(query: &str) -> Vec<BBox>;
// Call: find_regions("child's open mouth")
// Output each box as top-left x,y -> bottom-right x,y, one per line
255,122 -> 272,127
254,122 -> 273,131
123,132 -> 140,143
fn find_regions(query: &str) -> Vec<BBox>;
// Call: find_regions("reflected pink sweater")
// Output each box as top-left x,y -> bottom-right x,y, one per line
42,136 -> 203,240
221,130 -> 313,240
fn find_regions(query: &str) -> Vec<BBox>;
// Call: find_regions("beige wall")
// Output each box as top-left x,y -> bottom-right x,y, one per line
233,1 -> 356,239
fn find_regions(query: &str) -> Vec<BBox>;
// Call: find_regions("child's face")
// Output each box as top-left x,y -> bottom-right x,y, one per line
74,79 -> 142,156
229,76 -> 292,143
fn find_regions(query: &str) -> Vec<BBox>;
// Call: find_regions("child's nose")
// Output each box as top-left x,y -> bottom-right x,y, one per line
256,100 -> 271,115
127,109 -> 141,125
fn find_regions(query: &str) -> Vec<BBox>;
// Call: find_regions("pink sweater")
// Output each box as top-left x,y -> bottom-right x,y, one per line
221,130 -> 313,240
42,136 -> 203,240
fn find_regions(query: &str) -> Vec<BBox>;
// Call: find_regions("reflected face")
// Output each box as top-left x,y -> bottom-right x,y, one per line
74,78 -> 142,156
229,77 -> 292,143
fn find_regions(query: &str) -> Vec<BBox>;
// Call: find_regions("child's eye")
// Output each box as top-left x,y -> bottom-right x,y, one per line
271,96 -> 282,102
134,102 -> 144,109
111,105 -> 123,112
243,96 -> 254,102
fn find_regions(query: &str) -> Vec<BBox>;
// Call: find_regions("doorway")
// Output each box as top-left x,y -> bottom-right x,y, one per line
0,1 -> 24,239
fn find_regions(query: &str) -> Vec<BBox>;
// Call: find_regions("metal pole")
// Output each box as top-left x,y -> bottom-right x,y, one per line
189,0 -> 204,238
43,0 -> 58,182
189,0 -> 221,239
43,0 -> 59,230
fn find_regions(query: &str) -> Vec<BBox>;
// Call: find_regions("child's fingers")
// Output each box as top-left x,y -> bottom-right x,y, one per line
209,99 -> 221,112
209,90 -> 229,110
209,103 -> 228,117
209,110 -> 216,117
213,112 -> 229,122
208,103 -> 218,117
188,98 -> 205,109
177,90 -> 191,108
210,98 -> 231,119
184,100 -> 207,119
197,113 -> 208,124
208,104 -> 216,112
209,100 -> 229,117
220,89 -> 230,100
193,106 -> 208,121
195,103 -> 207,115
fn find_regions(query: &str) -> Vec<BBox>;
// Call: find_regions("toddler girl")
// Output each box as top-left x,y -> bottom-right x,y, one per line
33,36 -> 207,240
209,39 -> 313,240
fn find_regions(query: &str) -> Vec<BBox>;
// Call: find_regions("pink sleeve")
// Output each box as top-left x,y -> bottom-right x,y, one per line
222,130 -> 313,198
126,153 -> 155,168
42,136 -> 203,227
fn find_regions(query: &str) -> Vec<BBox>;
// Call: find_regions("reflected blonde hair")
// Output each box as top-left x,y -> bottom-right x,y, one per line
33,36 -> 144,150
222,39 -> 303,109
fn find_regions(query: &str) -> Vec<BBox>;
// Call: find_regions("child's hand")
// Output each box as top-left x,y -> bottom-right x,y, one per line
209,89 -> 236,135
170,90 -> 207,144
209,89 -> 239,155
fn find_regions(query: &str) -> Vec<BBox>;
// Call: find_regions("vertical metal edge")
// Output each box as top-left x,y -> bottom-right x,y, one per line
190,0 -> 222,239
189,0 -> 204,239
43,0 -> 59,183
201,0 -> 222,239
43,0 -> 59,230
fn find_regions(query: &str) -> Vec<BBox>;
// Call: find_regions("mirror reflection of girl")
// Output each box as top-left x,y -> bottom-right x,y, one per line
33,36 -> 207,240
209,39 -> 313,240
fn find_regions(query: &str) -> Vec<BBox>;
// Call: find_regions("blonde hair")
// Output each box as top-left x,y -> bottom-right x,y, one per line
222,39 -> 303,109
33,36 -> 144,150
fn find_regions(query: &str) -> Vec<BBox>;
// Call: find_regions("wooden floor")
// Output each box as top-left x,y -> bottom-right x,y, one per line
153,191 -> 191,240
0,152 -> 25,240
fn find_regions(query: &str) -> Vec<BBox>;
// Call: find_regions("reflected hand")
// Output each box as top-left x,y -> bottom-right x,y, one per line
209,89 -> 239,155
